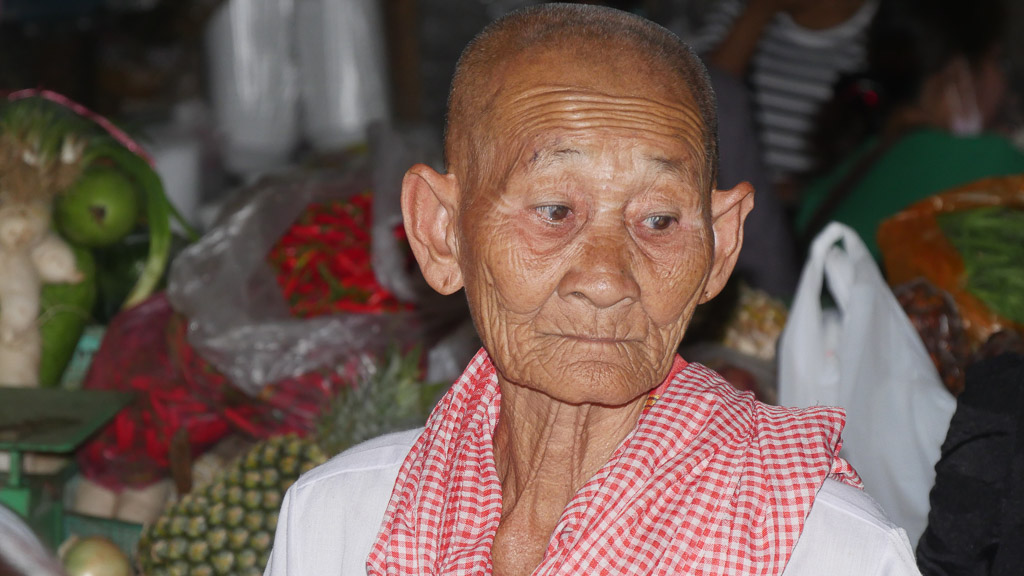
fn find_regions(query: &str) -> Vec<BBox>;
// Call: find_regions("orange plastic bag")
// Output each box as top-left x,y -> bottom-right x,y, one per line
878,175 -> 1024,346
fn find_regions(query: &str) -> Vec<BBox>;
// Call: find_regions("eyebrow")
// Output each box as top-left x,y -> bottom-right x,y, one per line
526,147 -> 581,171
524,146 -> 698,184
646,154 -> 696,184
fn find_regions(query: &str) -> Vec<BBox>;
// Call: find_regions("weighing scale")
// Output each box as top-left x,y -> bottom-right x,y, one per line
0,387 -> 133,546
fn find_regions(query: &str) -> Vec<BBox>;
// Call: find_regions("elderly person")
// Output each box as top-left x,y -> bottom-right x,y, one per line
265,5 -> 920,575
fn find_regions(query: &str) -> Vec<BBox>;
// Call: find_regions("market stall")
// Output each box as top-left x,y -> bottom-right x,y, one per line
1,1 -> 1023,575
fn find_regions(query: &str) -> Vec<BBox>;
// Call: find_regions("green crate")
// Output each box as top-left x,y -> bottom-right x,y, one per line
63,512 -> 143,560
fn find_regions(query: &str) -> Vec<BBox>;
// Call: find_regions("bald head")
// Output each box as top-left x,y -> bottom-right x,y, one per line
445,3 -> 719,193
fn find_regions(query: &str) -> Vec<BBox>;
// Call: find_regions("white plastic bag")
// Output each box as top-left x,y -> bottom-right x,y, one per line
778,223 -> 956,547
296,0 -> 391,150
206,0 -> 300,174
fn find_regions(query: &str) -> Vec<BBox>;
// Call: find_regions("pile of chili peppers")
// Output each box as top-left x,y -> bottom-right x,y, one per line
268,191 -> 407,317
78,294 -> 351,489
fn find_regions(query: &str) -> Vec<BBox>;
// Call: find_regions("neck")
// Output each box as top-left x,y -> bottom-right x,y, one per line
489,382 -> 647,575
494,386 -> 646,506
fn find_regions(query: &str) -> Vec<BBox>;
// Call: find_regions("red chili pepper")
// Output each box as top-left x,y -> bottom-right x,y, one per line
266,192 -> 406,317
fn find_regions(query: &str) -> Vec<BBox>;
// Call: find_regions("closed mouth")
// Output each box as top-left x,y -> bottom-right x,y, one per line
556,334 -> 639,344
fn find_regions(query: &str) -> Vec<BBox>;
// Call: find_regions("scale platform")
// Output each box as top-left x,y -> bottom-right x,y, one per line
0,387 -> 133,546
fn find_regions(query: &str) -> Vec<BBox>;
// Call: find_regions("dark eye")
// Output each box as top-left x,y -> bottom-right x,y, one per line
536,205 -> 571,222
643,215 -> 676,231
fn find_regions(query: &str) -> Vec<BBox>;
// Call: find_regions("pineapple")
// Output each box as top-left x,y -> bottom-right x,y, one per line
136,346 -> 448,576
315,345 -> 448,452
135,434 -> 324,576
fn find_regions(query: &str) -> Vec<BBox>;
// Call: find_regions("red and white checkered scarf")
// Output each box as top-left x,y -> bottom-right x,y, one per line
367,349 -> 861,576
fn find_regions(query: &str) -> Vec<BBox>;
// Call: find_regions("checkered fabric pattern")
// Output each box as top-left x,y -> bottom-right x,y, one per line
367,349 -> 861,576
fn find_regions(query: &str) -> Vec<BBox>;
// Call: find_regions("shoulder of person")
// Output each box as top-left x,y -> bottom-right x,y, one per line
810,479 -> 901,531
265,429 -> 423,576
784,479 -> 922,575
904,129 -> 1018,152
291,427 -> 423,495
970,132 -> 1024,164
892,130 -> 1024,174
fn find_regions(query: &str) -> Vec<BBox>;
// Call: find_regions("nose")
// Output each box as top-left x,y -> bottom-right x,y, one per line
557,227 -> 640,309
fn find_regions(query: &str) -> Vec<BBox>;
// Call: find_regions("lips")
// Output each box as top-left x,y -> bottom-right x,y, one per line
554,332 -> 641,344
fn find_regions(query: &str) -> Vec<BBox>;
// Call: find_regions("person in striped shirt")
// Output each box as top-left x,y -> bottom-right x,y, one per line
686,0 -> 876,199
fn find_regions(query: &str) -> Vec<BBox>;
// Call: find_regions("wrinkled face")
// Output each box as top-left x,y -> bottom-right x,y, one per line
456,49 -> 714,406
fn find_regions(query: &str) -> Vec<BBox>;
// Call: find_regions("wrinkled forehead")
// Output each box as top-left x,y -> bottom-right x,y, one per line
470,45 -> 710,192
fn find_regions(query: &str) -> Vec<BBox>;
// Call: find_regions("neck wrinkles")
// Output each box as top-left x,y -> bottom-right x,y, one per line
492,379 -> 647,513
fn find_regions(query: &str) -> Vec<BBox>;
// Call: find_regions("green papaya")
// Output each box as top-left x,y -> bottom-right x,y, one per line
38,245 -> 97,387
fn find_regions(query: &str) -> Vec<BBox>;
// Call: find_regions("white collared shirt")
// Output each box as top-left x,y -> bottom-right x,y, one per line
265,429 -> 921,576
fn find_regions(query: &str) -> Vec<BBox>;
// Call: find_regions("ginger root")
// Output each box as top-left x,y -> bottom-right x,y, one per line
0,200 -> 83,386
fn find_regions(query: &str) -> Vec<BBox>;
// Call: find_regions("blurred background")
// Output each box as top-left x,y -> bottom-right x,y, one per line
3,3 -> 1024,575
3,0 -> 1022,223
3,0 -> 1022,235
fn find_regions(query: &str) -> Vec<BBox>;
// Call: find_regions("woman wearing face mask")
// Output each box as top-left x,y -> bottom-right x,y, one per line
795,0 -> 1024,260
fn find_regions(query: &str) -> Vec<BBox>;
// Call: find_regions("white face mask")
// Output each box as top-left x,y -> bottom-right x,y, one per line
947,58 -> 983,137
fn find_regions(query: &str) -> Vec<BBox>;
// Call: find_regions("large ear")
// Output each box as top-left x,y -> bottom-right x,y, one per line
401,163 -> 464,295
700,181 -> 755,303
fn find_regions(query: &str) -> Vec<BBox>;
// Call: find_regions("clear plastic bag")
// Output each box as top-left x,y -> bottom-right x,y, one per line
166,154 -> 422,396
368,123 -> 443,303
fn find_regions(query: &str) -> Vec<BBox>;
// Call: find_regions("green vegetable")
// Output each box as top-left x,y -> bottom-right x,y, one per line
937,206 -> 1024,324
38,245 -> 97,387
55,165 -> 140,247
80,142 -> 197,310
0,98 -> 91,163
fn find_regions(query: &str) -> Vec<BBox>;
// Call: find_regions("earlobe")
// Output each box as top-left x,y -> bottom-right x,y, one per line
700,181 -> 755,303
401,164 -> 464,295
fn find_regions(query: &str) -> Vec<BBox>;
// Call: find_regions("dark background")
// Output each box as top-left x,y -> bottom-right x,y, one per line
3,0 -> 1023,163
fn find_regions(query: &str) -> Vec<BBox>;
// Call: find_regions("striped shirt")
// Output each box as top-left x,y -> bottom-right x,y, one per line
687,0 -> 877,181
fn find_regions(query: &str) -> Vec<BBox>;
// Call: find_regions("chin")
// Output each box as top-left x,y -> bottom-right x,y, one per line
533,358 -> 660,407
487,334 -> 675,406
